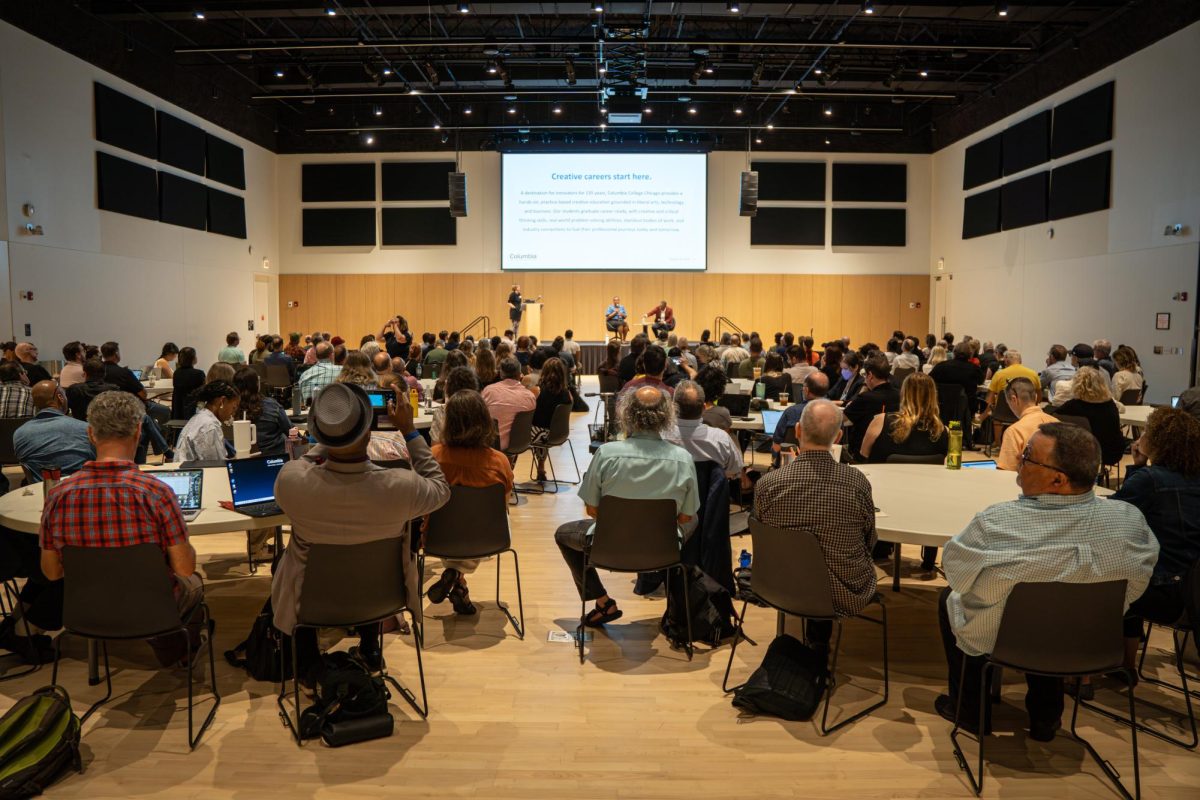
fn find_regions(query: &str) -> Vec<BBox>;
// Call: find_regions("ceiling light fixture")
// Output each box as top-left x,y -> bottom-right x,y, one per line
553,105 -> 562,114
862,1 -> 874,15
825,138 -> 831,145
766,122 -> 774,130
643,107 -> 652,114
598,65 -> 607,75
193,10 -> 205,20
688,106 -> 697,114
363,134 -> 374,145
433,123 -> 441,130
734,107 -> 743,115
274,68 -> 285,78
996,3 -> 1009,17
408,86 -> 419,95
593,2 -> 604,12
373,105 -> 382,116
508,106 -> 517,114
823,104 -> 833,116
919,69 -> 928,78
325,6 -> 336,16
755,137 -> 763,144
813,68 -> 823,75
458,2 -> 470,12
727,1 -> 740,13
382,68 -> 392,76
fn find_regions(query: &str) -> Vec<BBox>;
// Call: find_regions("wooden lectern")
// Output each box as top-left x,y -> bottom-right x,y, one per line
522,301 -> 543,341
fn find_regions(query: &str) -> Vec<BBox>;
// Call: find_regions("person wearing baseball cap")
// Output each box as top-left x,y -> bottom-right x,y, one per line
1177,386 -> 1200,422
270,382 -> 449,681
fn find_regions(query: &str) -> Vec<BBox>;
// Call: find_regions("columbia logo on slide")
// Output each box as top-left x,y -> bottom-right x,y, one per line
508,253 -> 538,260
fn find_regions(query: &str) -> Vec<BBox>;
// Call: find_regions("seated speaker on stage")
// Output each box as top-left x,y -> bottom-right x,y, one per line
605,296 -> 630,340
646,300 -> 675,338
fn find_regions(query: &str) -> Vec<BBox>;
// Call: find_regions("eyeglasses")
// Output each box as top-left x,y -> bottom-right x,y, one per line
1019,445 -> 1067,475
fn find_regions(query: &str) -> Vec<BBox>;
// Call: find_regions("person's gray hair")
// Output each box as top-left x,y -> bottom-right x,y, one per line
87,391 -> 144,441
315,341 -> 333,361
1005,376 -> 1038,404
673,380 -> 705,420
1037,422 -> 1100,490
1004,349 -> 1022,365
618,386 -> 675,435
799,399 -> 843,447
499,356 -> 522,380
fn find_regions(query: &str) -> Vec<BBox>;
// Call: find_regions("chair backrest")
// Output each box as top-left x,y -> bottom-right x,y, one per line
424,484 -> 510,559
544,402 -> 573,446
250,361 -> 267,378
885,453 -> 944,465
726,361 -> 740,379
748,517 -> 836,618
0,418 -> 27,464
299,537 -> 409,627
590,496 -> 681,572
598,374 -> 621,395
1047,410 -> 1092,434
503,409 -> 535,455
992,387 -> 1019,424
992,580 -> 1127,675
61,544 -> 185,638
264,363 -> 291,389
891,366 -> 915,386
935,382 -> 968,429
1119,388 -> 1142,406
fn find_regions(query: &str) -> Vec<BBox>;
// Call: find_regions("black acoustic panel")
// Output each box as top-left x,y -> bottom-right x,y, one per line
94,83 -> 157,160
303,208 -> 375,246
207,188 -> 247,239
96,151 -> 157,220
302,163 -> 376,202
962,188 -> 1002,240
158,172 -> 207,231
749,207 -> 825,246
963,134 -> 1003,190
1002,110 -> 1051,176
157,111 -> 205,176
750,161 -> 825,201
381,207 -> 457,245
832,163 -> 907,202
205,133 -> 245,189
1050,151 -> 1112,221
831,209 -> 906,247
1052,82 -> 1115,159
1000,171 -> 1049,230
382,162 -> 456,201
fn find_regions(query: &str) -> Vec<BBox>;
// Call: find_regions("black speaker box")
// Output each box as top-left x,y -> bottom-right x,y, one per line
739,171 -> 759,217
448,172 -> 468,218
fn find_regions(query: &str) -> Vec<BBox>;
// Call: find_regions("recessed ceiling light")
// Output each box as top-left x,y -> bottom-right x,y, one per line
825,138 -> 831,145
274,68 -> 285,78
593,3 -> 604,12
409,88 -> 419,95
382,68 -> 392,76
193,10 -> 205,20
728,2 -> 740,13
458,2 -> 470,13
508,106 -> 517,114
814,68 -> 823,75
434,123 -> 441,130
325,6 -> 336,16
643,107 -> 652,114
464,105 -> 473,114
364,134 -> 374,145
823,104 -> 833,116
600,107 -> 607,114
688,106 -> 697,114
600,123 -> 607,130
862,1 -> 874,15
766,123 -> 774,130
919,69 -> 928,78
755,137 -> 763,144
996,3 -> 1009,17
553,106 -> 562,114
599,66 -> 607,74
734,107 -> 743,115
373,105 -> 382,116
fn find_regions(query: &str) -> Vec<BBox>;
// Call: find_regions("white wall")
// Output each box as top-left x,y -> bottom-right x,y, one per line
930,22 -> 1200,403
0,21 -> 278,369
276,150 -> 931,275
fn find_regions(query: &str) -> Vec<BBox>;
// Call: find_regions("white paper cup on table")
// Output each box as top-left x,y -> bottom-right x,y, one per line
232,419 -> 257,457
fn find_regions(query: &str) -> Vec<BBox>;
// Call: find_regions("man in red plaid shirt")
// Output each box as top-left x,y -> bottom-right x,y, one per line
40,391 -> 203,620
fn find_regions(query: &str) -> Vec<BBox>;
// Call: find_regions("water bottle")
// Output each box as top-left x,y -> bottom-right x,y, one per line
946,420 -> 963,470
291,384 -> 303,416
409,387 -> 419,418
738,549 -> 752,569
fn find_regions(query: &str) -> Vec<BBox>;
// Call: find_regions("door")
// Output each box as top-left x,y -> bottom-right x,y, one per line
253,276 -> 270,336
931,273 -> 951,338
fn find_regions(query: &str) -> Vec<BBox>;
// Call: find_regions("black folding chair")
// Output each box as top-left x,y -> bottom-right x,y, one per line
528,403 -> 580,492
949,580 -> 1140,799
278,536 -> 426,745
421,484 -> 524,639
51,544 -> 220,750
722,518 -> 888,734
503,409 -> 537,499
580,496 -> 693,663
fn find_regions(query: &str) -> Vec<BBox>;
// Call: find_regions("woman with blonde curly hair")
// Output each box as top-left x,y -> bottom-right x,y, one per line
1055,366 -> 1125,466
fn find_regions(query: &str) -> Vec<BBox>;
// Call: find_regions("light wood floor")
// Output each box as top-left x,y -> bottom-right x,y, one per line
2,387 -> 1197,799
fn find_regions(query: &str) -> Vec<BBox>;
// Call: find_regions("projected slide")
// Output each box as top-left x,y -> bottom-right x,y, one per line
501,153 -> 707,271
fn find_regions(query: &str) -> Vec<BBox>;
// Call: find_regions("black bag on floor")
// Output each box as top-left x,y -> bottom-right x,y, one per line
659,564 -> 738,648
298,652 -> 392,747
224,598 -> 292,683
732,634 -> 828,721
0,686 -> 82,799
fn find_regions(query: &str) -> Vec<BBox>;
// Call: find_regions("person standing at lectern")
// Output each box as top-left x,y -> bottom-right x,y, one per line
606,296 -> 630,341
508,285 -> 523,336
646,300 -> 675,339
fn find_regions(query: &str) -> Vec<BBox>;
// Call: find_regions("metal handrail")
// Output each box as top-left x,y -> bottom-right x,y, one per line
713,316 -> 746,341
459,315 -> 491,340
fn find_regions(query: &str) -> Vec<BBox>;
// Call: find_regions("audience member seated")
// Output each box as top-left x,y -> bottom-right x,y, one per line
14,343 -> 51,386
152,342 -> 178,379
58,341 -> 86,389
829,351 -> 864,405
617,334 -> 648,387
1053,366 -> 1126,468
894,338 -> 921,372
264,336 -> 296,381
1177,385 -> 1200,422
171,347 -> 205,421
673,381 -> 743,482
550,336 -> 576,374
39,392 -> 207,661
206,361 -> 236,384
531,357 -> 573,483
752,353 -> 792,401
284,332 -> 306,362
174,381 -> 239,462
1069,342 -> 1105,378
232,367 -> 292,458
334,349 -> 377,388
554,387 -> 699,627
483,357 -> 535,451
405,342 -> 423,378
620,346 -> 674,397
1111,347 -> 1144,402
843,354 -> 901,458
770,372 -> 830,456
428,367 -> 479,445
817,343 -> 843,388
0,361 -> 33,419
65,358 -> 116,421
101,340 -> 171,434
247,336 -> 269,365
930,342 -> 985,416
1093,339 -> 1117,377
736,338 -> 766,379
272,383 -> 449,682
720,334 -> 750,367
597,340 -> 622,381
217,331 -> 246,365
14,381 -> 95,481
297,341 -> 341,403
694,365 -> 733,432
996,377 -> 1057,471
1040,345 -> 1076,404
426,390 -> 515,616
754,399 -> 878,651
521,349 -> 546,390
983,350 -> 1041,419
474,348 -> 500,389
424,336 -> 450,375
935,423 -> 1157,740
922,344 -> 946,374
1112,408 -> 1200,670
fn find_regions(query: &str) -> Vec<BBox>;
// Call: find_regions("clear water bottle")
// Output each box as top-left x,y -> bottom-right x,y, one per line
946,420 -> 963,470
738,549 -> 752,569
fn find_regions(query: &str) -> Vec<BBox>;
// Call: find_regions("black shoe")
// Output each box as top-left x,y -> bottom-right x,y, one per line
349,645 -> 383,674
448,582 -> 477,616
935,693 -> 990,736
0,624 -> 54,665
1029,719 -> 1061,743
426,568 -> 461,604
1064,680 -> 1095,701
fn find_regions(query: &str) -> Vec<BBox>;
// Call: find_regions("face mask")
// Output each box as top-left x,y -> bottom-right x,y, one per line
841,368 -> 854,381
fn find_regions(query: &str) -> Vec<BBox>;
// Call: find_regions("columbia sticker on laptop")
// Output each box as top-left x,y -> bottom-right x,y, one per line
226,456 -> 286,518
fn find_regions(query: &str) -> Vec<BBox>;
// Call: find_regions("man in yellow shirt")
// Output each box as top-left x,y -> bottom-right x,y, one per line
982,350 -> 1042,422
996,378 -> 1058,470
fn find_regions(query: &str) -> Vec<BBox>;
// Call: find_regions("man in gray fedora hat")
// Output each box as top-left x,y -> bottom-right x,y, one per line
271,382 -> 449,681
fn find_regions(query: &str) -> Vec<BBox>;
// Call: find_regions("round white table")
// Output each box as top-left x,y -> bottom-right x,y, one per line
142,380 -> 174,401
1118,404 -> 1153,429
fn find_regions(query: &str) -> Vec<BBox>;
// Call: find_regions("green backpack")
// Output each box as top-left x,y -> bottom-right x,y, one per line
0,686 -> 82,799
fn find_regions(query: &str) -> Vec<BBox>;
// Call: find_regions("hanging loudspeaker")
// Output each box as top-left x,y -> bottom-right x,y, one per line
739,170 -> 759,217
448,172 -> 468,217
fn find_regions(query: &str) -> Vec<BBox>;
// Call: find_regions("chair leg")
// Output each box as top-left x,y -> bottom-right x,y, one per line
891,545 -> 902,592
492,549 -> 525,640
277,630 -> 304,745
383,611 -> 429,720
1071,670 -> 1140,800
77,641 -> 114,728
722,601 -> 751,693
0,581 -> 42,682
819,605 -> 890,736
544,451 -> 560,494
679,565 -> 693,661
563,440 -> 582,485
187,606 -> 221,750
949,659 -> 987,796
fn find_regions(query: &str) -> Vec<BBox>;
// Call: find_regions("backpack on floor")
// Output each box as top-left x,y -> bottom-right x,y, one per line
659,564 -> 738,648
224,597 -> 293,683
0,685 -> 82,799
299,652 -> 393,747
731,634 -> 829,721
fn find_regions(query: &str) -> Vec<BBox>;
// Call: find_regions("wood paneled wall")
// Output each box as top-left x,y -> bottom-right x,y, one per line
278,272 -> 930,348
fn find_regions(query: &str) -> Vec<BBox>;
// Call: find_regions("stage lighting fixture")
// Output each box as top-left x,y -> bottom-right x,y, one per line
734,107 -> 743,115
325,6 -> 336,16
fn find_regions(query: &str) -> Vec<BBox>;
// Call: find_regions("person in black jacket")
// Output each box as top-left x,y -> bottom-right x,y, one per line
844,353 -> 901,459
617,334 -> 649,388
829,351 -> 865,405
930,341 -> 985,415
171,347 -> 206,420
65,358 -> 118,421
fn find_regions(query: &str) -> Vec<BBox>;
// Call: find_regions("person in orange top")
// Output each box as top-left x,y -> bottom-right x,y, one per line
426,390 -> 514,615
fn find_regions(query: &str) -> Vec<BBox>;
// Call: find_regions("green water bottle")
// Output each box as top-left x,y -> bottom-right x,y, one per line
946,420 -> 963,470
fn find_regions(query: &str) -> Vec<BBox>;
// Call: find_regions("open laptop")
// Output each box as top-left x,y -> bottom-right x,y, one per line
226,455 -> 286,518
1172,395 -> 1180,408
760,408 -> 785,438
962,459 -> 998,469
152,469 -> 204,522
718,393 -> 752,418
130,368 -> 143,380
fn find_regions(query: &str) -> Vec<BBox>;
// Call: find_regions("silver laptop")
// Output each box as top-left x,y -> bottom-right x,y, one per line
153,469 -> 204,522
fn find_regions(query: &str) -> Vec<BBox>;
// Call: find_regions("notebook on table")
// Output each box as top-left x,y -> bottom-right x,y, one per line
226,456 -> 286,518
151,469 -> 204,522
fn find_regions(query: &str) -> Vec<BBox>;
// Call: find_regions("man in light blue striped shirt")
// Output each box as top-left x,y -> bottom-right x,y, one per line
936,422 -> 1157,742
